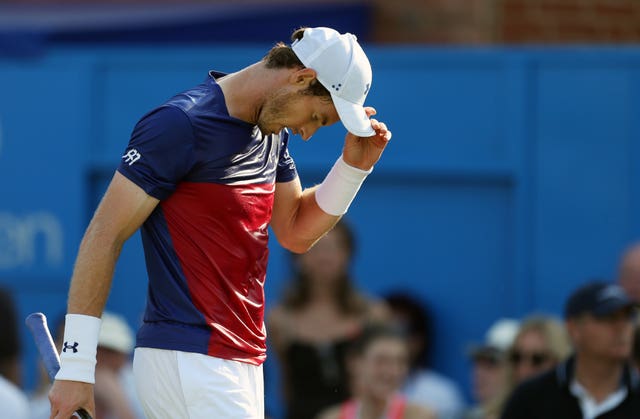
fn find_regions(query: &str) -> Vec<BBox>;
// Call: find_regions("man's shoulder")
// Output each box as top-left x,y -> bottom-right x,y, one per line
501,367 -> 566,419
165,78 -> 221,115
504,365 -> 566,413
513,365 -> 561,395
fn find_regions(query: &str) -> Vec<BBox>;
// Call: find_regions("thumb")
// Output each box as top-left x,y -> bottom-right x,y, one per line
364,107 -> 377,118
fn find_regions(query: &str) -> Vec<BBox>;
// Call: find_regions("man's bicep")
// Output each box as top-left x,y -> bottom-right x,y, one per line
270,177 -> 303,241
93,171 -> 160,242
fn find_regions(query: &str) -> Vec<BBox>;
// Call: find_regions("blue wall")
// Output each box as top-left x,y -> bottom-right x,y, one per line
1,45 -> 639,414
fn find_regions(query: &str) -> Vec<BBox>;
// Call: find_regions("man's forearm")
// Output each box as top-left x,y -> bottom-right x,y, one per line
67,221 -> 124,316
56,221 -> 125,385
284,186 -> 341,253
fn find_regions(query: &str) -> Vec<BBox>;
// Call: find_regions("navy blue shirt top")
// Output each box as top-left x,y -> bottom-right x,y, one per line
117,71 -> 297,365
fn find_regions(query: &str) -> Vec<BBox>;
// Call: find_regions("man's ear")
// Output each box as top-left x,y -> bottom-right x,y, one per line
290,67 -> 317,86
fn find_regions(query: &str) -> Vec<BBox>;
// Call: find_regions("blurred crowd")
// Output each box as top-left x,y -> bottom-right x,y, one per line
2,222 -> 640,419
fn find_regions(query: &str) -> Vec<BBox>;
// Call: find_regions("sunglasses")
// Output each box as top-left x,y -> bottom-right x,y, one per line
508,350 -> 552,367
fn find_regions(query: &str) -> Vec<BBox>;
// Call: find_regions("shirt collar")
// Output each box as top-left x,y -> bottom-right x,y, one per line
569,379 -> 627,419
557,355 -> 640,392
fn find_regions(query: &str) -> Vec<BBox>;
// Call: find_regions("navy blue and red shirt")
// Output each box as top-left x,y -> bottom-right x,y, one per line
117,71 -> 297,366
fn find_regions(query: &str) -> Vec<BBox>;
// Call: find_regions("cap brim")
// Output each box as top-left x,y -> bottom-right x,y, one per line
332,94 -> 375,137
593,299 -> 636,317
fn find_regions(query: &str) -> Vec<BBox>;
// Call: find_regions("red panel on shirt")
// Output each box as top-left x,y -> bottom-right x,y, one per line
161,181 -> 274,365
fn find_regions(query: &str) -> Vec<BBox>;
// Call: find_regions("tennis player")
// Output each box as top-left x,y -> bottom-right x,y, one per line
48,26 -> 391,418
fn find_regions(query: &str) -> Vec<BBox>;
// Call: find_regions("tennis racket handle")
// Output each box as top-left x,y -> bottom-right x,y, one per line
25,312 -> 93,419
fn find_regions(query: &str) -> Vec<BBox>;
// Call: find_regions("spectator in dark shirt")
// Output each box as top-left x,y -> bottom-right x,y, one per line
267,220 -> 389,419
0,287 -> 29,418
501,280 -> 640,419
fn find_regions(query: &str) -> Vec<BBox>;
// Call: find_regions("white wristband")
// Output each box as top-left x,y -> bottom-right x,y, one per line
315,156 -> 372,216
55,314 -> 102,384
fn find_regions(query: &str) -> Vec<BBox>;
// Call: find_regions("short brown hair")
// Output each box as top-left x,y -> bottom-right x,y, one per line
263,27 -> 330,99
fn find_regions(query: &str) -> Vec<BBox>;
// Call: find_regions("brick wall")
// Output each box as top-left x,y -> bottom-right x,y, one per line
498,0 -> 640,43
371,0 -> 499,44
2,0 -> 639,44
370,0 -> 640,44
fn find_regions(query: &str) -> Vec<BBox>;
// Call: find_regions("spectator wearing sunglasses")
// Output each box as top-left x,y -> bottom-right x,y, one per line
463,318 -> 519,419
484,315 -> 571,418
508,315 -> 571,385
501,280 -> 640,419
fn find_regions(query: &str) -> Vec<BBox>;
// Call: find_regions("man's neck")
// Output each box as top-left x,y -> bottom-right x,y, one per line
574,355 -> 625,403
216,62 -> 286,124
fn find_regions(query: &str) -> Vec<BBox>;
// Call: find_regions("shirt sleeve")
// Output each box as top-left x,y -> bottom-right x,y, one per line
117,105 -> 197,200
276,130 -> 298,183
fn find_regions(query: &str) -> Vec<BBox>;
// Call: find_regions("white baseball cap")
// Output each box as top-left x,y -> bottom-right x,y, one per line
467,318 -> 520,360
292,27 -> 375,137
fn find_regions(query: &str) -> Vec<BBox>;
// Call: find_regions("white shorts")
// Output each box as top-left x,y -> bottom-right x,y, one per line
132,347 -> 264,419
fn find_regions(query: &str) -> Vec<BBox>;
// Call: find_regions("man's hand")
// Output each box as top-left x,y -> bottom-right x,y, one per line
342,107 -> 392,170
49,380 -> 95,419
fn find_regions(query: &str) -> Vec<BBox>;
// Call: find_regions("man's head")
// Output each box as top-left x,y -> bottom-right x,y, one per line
565,281 -> 636,362
619,242 -> 640,303
262,27 -> 374,138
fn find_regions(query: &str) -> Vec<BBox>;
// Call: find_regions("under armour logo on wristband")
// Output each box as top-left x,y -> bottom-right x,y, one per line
63,341 -> 79,353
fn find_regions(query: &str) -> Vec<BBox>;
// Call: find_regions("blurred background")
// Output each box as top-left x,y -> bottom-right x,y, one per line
1,0 -> 639,418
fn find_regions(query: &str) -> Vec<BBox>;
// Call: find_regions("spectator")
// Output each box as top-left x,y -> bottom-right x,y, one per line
94,311 -> 144,419
0,287 -> 29,419
618,242 -> 640,303
618,243 -> 640,373
484,314 -> 571,418
384,292 -> 465,419
463,318 -> 519,419
507,315 -> 571,385
501,280 -> 640,419
317,325 -> 436,419
633,323 -> 640,371
267,220 -> 389,419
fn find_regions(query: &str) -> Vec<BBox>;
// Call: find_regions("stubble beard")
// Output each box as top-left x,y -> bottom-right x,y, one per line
256,89 -> 297,136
